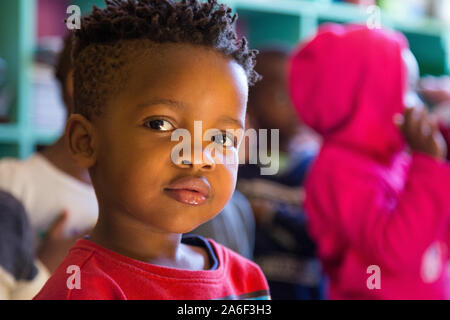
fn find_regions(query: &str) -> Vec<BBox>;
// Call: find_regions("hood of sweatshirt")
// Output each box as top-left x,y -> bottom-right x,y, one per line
289,24 -> 409,163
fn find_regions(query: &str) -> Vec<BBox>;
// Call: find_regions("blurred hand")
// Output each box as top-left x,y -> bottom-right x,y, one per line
394,107 -> 447,160
37,211 -> 90,274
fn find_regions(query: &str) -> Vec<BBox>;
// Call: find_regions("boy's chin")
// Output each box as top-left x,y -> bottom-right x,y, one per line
163,213 -> 221,235
163,223 -> 206,235
149,212 -> 216,234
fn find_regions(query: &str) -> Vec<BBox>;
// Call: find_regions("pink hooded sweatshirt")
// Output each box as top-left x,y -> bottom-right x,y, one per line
288,24 -> 450,299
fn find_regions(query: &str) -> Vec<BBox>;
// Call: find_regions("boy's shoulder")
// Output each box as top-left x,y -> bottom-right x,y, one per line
33,239 -> 126,300
208,239 -> 270,300
209,237 -> 259,271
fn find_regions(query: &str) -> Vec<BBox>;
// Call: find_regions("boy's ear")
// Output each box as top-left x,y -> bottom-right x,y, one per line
65,114 -> 97,168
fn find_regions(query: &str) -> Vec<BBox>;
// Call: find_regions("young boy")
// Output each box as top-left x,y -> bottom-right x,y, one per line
34,0 -> 270,300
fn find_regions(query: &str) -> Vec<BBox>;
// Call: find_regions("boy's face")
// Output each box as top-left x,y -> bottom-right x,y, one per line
72,43 -> 248,234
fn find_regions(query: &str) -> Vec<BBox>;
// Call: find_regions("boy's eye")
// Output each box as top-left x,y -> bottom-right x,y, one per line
144,119 -> 174,131
212,133 -> 235,147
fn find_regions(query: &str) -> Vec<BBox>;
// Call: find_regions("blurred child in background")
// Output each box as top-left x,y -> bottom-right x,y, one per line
289,24 -> 450,299
0,35 -> 98,274
237,49 -> 325,300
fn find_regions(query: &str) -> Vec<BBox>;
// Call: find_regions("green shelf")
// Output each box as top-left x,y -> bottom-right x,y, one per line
0,124 -> 19,143
0,0 -> 36,159
227,0 -> 450,75
0,0 -> 449,160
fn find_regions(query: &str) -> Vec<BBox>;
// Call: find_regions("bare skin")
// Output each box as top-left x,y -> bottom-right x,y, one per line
395,107 -> 447,160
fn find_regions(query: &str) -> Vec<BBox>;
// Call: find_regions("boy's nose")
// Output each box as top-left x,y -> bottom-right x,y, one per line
195,147 -> 216,172
176,147 -> 216,172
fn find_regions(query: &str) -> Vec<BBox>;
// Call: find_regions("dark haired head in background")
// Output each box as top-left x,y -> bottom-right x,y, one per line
247,48 -> 300,152
72,0 -> 260,119
54,34 -> 75,114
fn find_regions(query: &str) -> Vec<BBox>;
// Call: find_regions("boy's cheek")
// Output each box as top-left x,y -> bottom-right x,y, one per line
227,149 -> 240,178
215,164 -> 238,195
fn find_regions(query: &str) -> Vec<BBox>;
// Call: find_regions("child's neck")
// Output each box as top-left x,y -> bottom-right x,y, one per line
89,210 -> 210,270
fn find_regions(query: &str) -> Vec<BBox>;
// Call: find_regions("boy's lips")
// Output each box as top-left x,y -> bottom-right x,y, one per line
164,176 -> 211,206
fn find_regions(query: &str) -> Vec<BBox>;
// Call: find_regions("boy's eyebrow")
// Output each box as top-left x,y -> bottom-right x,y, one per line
136,98 -> 187,110
137,98 -> 244,128
216,116 -> 244,129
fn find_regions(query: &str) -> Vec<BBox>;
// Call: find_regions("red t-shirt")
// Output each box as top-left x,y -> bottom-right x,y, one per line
33,235 -> 270,300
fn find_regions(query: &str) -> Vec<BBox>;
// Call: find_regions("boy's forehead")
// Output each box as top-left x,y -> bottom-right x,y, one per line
132,42 -> 244,74
110,42 -> 248,119
128,44 -> 245,93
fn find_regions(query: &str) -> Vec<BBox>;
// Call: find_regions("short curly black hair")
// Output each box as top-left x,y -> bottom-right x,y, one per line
72,0 -> 260,118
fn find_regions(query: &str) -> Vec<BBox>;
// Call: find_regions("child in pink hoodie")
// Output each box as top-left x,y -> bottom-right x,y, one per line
288,24 -> 450,299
